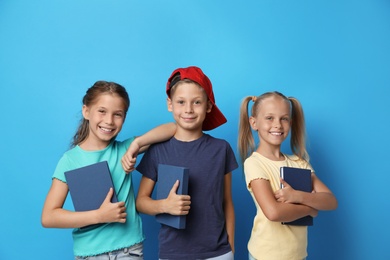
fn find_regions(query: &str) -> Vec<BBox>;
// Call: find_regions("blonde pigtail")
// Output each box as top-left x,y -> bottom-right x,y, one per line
238,96 -> 257,165
289,97 -> 309,161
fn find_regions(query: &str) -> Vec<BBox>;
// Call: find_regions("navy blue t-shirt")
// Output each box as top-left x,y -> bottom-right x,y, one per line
136,134 -> 238,259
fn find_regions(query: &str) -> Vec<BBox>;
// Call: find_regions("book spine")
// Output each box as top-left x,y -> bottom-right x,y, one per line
280,167 -> 284,188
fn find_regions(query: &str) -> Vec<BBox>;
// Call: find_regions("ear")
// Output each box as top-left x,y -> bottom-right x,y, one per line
82,105 -> 90,120
249,116 -> 258,131
206,100 -> 213,113
167,98 -> 173,112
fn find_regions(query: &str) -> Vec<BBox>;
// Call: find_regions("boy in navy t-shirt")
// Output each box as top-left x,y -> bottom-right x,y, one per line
136,66 -> 238,259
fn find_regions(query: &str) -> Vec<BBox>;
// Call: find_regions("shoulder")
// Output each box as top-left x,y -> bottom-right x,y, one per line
52,150 -> 79,182
284,154 -> 312,169
203,134 -> 231,147
60,146 -> 82,163
140,138 -> 172,159
148,138 -> 172,150
244,152 -> 266,167
112,137 -> 136,149
243,153 -> 272,184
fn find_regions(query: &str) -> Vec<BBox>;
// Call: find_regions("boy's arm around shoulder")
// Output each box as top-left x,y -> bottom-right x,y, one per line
122,123 -> 176,173
136,176 -> 191,216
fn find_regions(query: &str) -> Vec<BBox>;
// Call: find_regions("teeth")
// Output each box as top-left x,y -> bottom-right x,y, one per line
100,127 -> 113,132
270,132 -> 282,136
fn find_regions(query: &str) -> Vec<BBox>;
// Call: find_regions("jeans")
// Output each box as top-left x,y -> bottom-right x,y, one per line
160,251 -> 234,260
75,242 -> 143,260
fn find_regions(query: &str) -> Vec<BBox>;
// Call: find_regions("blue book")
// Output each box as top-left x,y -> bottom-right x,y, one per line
156,164 -> 189,229
64,161 -> 118,212
280,166 -> 313,226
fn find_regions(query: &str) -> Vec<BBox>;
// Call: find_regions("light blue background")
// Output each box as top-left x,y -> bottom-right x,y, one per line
1,1 -> 389,259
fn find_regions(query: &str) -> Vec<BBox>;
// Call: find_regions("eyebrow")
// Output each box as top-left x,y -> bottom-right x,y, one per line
97,106 -> 125,113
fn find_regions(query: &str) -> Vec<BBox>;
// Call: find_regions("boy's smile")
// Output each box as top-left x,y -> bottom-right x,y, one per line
167,82 -> 212,140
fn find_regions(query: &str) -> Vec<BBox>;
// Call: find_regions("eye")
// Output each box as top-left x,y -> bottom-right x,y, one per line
98,109 -> 106,114
282,117 -> 290,122
194,100 -> 202,105
177,100 -> 185,105
114,113 -> 124,118
265,116 -> 273,120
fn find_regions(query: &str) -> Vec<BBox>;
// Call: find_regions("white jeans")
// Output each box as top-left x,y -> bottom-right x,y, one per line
75,242 -> 143,260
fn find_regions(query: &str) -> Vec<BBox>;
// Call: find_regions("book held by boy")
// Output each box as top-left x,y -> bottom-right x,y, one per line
64,161 -> 118,212
156,164 -> 189,229
280,166 -> 313,226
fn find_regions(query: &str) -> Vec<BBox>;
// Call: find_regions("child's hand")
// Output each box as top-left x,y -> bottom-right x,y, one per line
121,142 -> 140,173
274,178 -> 301,204
164,180 -> 191,216
310,208 -> 319,218
97,188 -> 127,223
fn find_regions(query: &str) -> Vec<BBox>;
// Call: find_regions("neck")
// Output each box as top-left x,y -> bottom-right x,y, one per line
174,128 -> 203,142
257,145 -> 284,161
79,139 -> 110,151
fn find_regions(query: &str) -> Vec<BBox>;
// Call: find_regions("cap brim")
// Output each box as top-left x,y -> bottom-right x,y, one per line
203,102 -> 227,131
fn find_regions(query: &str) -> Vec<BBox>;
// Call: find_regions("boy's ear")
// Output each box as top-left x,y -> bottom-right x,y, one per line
82,105 -> 90,120
167,98 -> 173,112
206,100 -> 213,113
249,116 -> 258,131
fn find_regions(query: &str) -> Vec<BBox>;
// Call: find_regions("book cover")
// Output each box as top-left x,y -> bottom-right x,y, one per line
64,161 -> 118,212
280,166 -> 313,226
156,164 -> 189,229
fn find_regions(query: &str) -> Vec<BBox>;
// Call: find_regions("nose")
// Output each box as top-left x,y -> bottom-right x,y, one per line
185,103 -> 194,113
273,120 -> 282,128
105,114 -> 114,125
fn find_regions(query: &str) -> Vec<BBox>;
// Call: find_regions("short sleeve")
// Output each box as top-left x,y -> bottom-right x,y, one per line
52,154 -> 72,183
244,156 -> 269,189
224,141 -> 239,174
136,145 -> 158,182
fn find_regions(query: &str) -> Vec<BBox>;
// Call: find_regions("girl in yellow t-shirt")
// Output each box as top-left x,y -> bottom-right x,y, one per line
238,91 -> 337,260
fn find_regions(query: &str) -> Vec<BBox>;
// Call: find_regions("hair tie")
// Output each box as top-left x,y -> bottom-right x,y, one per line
252,96 -> 257,102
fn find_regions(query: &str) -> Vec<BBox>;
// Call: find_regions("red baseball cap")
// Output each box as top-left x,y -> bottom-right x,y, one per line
166,66 -> 227,131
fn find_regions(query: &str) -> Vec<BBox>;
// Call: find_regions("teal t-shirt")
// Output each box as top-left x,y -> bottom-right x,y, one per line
53,137 -> 144,257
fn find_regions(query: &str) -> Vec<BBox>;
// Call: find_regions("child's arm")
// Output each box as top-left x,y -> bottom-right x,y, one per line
275,173 -> 338,211
223,172 -> 235,253
136,176 -> 191,216
41,179 -> 127,228
251,178 -> 318,223
122,123 -> 176,173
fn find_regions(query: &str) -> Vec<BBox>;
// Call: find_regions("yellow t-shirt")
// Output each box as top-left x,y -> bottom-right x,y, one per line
244,152 -> 313,260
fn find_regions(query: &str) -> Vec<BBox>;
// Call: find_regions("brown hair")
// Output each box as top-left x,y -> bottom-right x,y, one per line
168,78 -> 205,98
71,81 -> 130,147
238,91 -> 308,164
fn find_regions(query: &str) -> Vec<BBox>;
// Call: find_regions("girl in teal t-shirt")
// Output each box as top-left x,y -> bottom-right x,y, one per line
41,80 -> 175,259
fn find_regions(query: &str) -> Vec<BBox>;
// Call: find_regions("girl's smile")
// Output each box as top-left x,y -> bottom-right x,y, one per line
250,95 -> 291,149
81,93 -> 126,150
99,126 -> 115,133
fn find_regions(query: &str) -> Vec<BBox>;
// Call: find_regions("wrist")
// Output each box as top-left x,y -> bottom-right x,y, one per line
92,209 -> 101,224
132,136 -> 143,147
160,199 -> 169,214
296,191 -> 306,204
